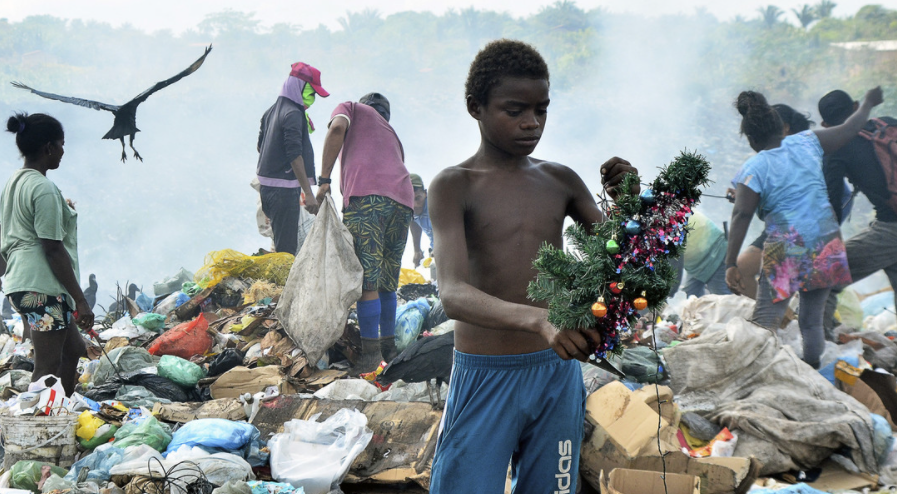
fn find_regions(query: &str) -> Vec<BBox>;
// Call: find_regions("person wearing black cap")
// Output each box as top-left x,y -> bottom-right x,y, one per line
317,92 -> 414,373
256,62 -> 329,256
820,89 -> 897,333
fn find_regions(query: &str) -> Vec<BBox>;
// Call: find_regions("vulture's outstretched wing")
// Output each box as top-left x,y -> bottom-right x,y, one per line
11,82 -> 120,113
128,44 -> 212,106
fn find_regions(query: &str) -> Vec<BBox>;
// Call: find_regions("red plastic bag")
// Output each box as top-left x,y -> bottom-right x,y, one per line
147,313 -> 212,359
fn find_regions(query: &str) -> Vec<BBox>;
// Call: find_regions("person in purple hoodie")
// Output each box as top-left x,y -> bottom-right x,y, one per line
317,93 -> 414,373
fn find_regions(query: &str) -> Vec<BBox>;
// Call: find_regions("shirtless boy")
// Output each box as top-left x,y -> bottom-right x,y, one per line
429,39 -> 638,493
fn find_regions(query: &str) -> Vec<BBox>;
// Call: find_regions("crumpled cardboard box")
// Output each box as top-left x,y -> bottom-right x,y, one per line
209,365 -> 295,399
581,381 -> 759,494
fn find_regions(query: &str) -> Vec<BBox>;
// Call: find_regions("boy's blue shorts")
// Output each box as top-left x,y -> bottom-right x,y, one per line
430,348 -> 586,494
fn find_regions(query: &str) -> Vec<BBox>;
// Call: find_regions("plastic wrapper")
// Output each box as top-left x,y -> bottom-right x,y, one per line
113,416 -> 172,451
157,355 -> 206,388
246,482 -> 301,494
154,291 -> 191,315
212,481 -> 251,494
395,298 -> 430,352
147,314 -> 213,359
39,475 -> 73,494
10,461 -> 68,493
132,313 -> 166,332
195,249 -> 294,289
208,349 -> 244,377
79,424 -> 118,450
397,268 -> 426,287
268,409 -> 372,494
63,446 -> 125,482
91,346 -> 154,386
165,419 -> 260,453
114,385 -> 171,408
76,410 -> 105,440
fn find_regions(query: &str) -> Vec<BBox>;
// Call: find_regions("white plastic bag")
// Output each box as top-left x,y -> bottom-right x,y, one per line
276,195 -> 363,365
312,379 -> 379,401
678,294 -> 755,337
269,409 -> 372,494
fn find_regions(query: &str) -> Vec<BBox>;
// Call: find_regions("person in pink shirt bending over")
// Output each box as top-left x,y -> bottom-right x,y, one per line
316,93 -> 414,373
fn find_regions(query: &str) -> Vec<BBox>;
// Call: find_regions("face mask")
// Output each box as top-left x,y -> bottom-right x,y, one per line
302,82 -> 316,108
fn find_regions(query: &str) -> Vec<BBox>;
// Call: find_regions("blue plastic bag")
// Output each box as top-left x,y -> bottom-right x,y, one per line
64,446 -> 125,482
135,292 -> 154,312
165,419 -> 260,453
395,298 -> 430,352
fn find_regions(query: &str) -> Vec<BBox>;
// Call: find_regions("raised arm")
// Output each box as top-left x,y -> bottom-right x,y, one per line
814,87 -> 884,155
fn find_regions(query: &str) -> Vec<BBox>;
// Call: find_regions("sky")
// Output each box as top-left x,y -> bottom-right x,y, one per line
0,0 -> 887,32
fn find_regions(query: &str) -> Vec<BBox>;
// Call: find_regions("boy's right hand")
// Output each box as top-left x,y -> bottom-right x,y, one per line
863,86 -> 884,109
540,321 -> 601,362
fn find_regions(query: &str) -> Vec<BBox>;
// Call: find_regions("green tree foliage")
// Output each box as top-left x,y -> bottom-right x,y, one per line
793,4 -> 818,28
817,0 -> 838,18
758,5 -> 785,27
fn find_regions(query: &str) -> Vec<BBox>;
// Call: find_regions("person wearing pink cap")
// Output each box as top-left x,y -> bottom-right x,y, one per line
256,62 -> 329,255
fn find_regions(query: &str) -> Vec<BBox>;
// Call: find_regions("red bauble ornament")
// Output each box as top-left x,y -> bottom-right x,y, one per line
591,299 -> 607,318
610,282 -> 623,294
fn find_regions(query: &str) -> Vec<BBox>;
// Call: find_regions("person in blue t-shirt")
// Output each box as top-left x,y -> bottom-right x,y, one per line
409,173 -> 434,267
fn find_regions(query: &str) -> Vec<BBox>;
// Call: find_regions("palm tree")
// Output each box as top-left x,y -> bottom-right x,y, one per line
337,9 -> 382,35
758,5 -> 784,28
816,0 -> 837,18
792,4 -> 817,28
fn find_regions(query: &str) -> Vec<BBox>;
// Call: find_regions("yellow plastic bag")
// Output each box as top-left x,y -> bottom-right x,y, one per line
398,268 -> 427,287
76,410 -> 106,440
194,249 -> 295,288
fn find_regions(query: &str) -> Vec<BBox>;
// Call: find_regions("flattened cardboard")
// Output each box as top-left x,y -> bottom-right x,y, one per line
807,460 -> 878,491
209,366 -> 295,399
601,468 -> 700,494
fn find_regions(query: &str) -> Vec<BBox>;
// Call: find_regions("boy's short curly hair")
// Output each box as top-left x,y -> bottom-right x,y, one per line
465,39 -> 550,105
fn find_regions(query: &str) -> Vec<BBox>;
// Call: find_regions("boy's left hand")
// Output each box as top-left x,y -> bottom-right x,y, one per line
601,157 -> 639,201
544,324 -> 602,362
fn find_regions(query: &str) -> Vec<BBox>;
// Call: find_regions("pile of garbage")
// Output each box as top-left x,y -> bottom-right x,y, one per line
4,230 -> 897,493
0,237 -> 456,494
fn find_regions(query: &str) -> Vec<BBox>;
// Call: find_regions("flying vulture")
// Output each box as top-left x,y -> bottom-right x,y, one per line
12,44 -> 212,162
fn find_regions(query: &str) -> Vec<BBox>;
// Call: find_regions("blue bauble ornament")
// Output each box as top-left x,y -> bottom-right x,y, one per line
625,220 -> 641,235
639,189 -> 656,204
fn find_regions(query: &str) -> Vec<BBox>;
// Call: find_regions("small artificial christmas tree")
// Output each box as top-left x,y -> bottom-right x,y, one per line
527,151 -> 711,358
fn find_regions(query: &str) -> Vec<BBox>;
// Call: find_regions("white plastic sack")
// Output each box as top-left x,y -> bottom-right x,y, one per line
269,409 -> 372,494
312,379 -> 379,401
110,445 -> 253,494
678,294 -> 755,337
276,195 -> 363,365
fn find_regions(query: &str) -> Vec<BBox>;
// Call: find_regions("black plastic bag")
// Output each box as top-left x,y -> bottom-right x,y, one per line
10,355 -> 33,372
207,349 -> 244,377
85,373 -> 201,403
397,283 -> 437,302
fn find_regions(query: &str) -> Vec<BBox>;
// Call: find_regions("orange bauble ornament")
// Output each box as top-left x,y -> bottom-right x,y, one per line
591,298 -> 607,318
633,291 -> 648,310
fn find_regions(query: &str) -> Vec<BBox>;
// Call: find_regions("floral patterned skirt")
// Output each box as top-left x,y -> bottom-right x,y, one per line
761,229 -> 852,303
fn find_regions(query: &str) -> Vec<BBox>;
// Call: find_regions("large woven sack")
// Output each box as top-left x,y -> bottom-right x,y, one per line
276,195 -> 363,365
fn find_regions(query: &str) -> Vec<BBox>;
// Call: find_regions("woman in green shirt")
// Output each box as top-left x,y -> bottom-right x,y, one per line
2,113 -> 94,395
